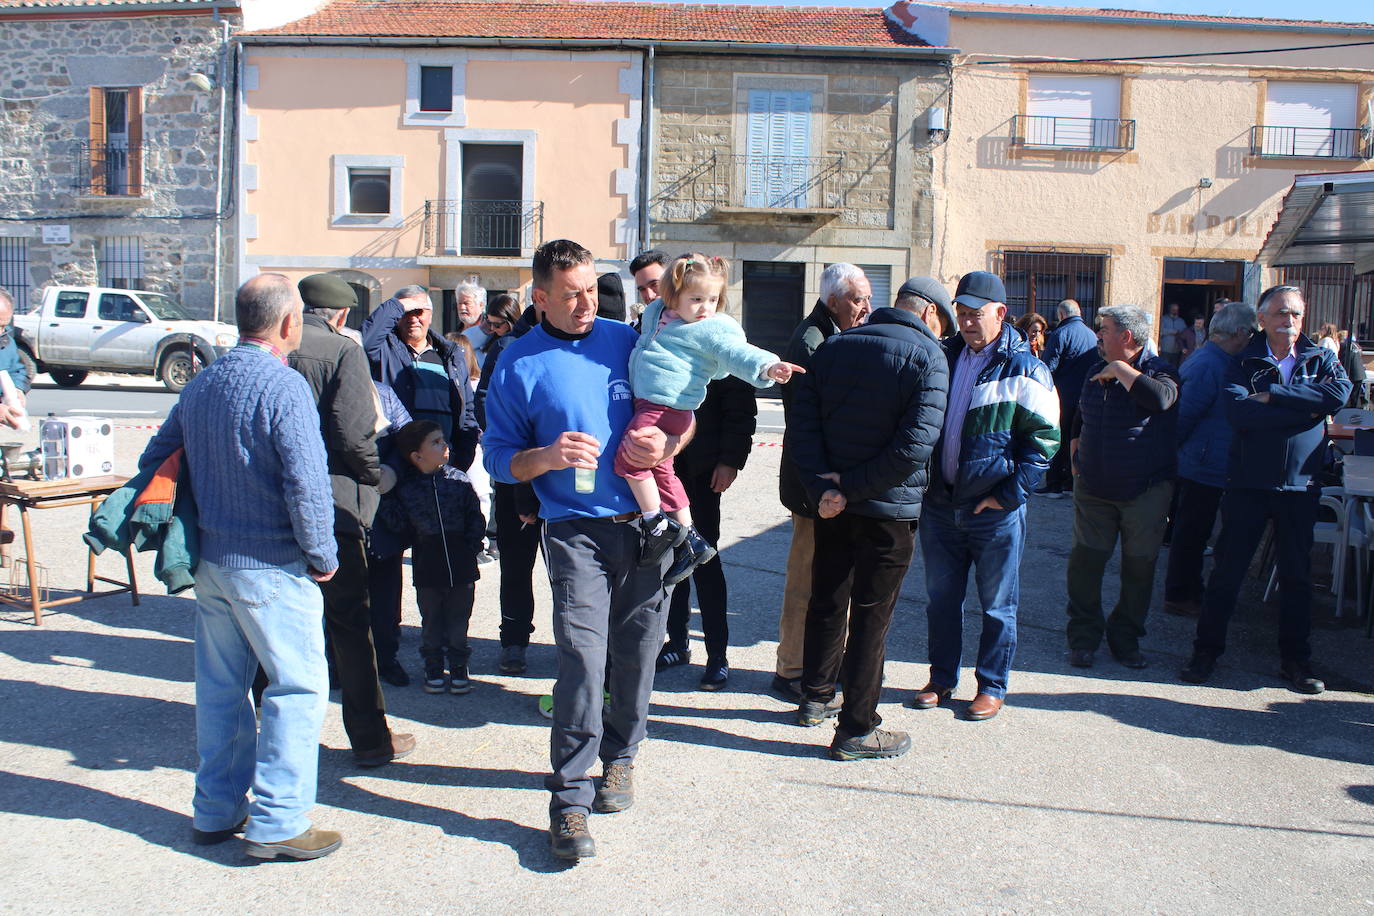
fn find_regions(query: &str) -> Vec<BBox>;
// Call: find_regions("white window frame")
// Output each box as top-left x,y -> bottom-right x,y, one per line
331,154 -> 405,228
403,52 -> 467,127
440,128 -> 538,257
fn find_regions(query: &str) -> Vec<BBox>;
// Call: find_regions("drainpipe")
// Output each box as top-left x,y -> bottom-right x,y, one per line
637,45 -> 655,254
210,15 -> 229,322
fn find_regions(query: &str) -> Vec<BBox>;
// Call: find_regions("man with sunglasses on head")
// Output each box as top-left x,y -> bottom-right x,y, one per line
1181,286 -> 1349,694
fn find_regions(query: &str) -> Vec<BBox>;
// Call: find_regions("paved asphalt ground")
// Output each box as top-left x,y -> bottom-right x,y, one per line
0,422 -> 1371,914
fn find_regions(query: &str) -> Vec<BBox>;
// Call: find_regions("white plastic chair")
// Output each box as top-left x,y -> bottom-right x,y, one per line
1264,487 -> 1363,615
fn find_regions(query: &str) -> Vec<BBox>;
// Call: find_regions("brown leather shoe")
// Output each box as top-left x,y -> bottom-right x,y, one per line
353,732 -> 416,768
966,693 -> 1004,721
908,683 -> 953,710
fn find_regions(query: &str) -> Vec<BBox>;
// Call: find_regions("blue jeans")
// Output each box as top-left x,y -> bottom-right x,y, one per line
192,559 -> 328,843
919,499 -> 1026,698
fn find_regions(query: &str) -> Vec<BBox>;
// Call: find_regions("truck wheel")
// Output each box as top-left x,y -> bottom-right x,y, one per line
17,347 -> 38,385
50,369 -> 88,388
159,349 -> 197,393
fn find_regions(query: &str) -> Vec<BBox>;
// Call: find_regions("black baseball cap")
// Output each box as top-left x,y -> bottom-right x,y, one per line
954,271 -> 1007,309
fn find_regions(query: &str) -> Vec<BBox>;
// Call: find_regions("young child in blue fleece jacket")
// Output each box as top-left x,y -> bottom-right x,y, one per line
617,253 -> 803,585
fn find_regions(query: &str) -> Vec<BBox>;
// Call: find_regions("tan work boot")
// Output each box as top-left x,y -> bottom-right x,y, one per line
245,827 -> 343,860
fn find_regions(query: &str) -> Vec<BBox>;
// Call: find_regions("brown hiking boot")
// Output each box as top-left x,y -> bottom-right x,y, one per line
244,827 -> 343,860
594,762 -> 634,813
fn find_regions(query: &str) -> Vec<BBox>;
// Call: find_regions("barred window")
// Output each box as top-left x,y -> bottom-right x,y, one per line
0,238 -> 28,312
99,236 -> 144,290
995,249 -> 1109,325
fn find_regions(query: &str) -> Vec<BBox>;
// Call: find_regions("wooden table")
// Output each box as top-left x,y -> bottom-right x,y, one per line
0,474 -> 139,624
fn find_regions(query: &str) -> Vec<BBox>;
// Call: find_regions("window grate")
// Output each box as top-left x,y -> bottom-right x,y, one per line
991,248 -> 1110,326
99,236 -> 144,290
1274,264 -> 1374,342
0,238 -> 28,312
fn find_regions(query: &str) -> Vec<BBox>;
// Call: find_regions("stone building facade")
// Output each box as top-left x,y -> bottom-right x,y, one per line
649,51 -> 950,353
0,2 -> 240,318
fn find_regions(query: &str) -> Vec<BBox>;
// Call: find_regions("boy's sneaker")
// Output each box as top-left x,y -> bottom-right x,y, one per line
423,667 -> 447,694
538,694 -> 554,719
656,644 -> 690,671
499,644 -> 527,675
665,526 -> 718,587
449,664 -> 472,694
699,661 -> 729,691
830,727 -> 912,761
638,513 -> 685,567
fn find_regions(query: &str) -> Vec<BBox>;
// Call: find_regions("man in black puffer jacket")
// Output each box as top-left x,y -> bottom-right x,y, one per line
1065,304 -> 1178,672
785,297 -> 948,761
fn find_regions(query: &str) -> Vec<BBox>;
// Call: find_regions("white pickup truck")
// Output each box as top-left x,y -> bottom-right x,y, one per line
13,286 -> 238,392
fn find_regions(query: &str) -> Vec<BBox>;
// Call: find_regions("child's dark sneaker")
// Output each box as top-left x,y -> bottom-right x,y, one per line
423,666 -> 447,694
638,513 -> 685,567
449,664 -> 472,695
665,526 -> 717,587
699,661 -> 729,691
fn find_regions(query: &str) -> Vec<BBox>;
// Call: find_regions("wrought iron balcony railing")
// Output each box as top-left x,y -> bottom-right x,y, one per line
73,141 -> 145,196
1249,125 -> 1371,159
652,153 -> 845,222
423,200 -> 544,257
1011,115 -> 1136,152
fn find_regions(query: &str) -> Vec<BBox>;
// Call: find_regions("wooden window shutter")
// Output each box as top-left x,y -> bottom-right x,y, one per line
88,87 -> 106,194
127,88 -> 143,195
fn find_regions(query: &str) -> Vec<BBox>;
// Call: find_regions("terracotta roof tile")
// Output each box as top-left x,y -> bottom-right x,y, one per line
245,0 -> 940,48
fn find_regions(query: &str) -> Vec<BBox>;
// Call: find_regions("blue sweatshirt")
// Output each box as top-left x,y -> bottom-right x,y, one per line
483,319 -> 639,522
139,346 -> 338,572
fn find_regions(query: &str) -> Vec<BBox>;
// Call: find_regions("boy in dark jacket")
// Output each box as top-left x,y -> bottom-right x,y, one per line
379,420 -> 486,695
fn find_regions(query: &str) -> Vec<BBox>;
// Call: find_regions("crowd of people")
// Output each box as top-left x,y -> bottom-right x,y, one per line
115,235 -> 1356,863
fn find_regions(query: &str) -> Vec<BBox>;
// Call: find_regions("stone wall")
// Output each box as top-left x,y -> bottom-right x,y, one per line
651,54 -> 945,241
0,12 -> 239,318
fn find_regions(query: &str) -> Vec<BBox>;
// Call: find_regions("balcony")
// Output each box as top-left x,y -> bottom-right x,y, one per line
422,199 -> 543,258
653,153 -> 845,225
1249,125 -> 1371,160
72,141 -> 145,196
1011,115 -> 1136,152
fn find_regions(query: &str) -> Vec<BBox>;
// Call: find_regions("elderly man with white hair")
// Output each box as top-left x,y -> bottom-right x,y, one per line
1065,304 -> 1179,671
772,262 -> 871,701
456,281 -> 489,349
1181,285 -> 1349,694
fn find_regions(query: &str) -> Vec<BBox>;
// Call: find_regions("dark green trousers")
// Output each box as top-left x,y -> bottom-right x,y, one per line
1065,480 -> 1172,655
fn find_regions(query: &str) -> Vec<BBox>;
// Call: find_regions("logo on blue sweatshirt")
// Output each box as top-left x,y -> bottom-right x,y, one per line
609,378 -> 632,401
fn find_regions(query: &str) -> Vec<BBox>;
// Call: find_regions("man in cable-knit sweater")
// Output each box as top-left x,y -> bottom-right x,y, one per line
140,274 -> 343,861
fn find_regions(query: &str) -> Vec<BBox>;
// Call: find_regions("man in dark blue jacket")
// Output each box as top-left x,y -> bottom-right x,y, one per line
1162,302 -> 1257,618
1182,286 -> 1350,694
786,294 -> 947,760
1066,305 -> 1179,670
361,285 -> 479,473
915,272 -> 1059,723
1038,299 -> 1098,497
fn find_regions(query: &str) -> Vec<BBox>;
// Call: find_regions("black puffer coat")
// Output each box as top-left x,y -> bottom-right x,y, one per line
785,308 -> 949,521
377,464 -> 485,589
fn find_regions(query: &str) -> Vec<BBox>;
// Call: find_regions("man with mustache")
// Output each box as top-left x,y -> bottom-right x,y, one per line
1181,286 -> 1349,694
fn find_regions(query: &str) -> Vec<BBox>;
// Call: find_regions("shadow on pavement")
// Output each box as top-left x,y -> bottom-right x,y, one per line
0,627 -> 191,682
1011,690 -> 1374,767
788,779 -> 1374,840
0,770 -> 255,865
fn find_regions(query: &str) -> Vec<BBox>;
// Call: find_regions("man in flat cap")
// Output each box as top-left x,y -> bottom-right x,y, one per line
894,276 -> 956,340
290,274 -> 415,768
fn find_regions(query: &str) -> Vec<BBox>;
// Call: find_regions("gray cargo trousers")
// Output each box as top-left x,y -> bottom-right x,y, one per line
542,514 -> 669,816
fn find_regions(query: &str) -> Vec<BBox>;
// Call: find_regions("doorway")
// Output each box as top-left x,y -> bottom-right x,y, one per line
1161,259 -> 1243,326
462,144 -> 523,257
742,261 -> 805,382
